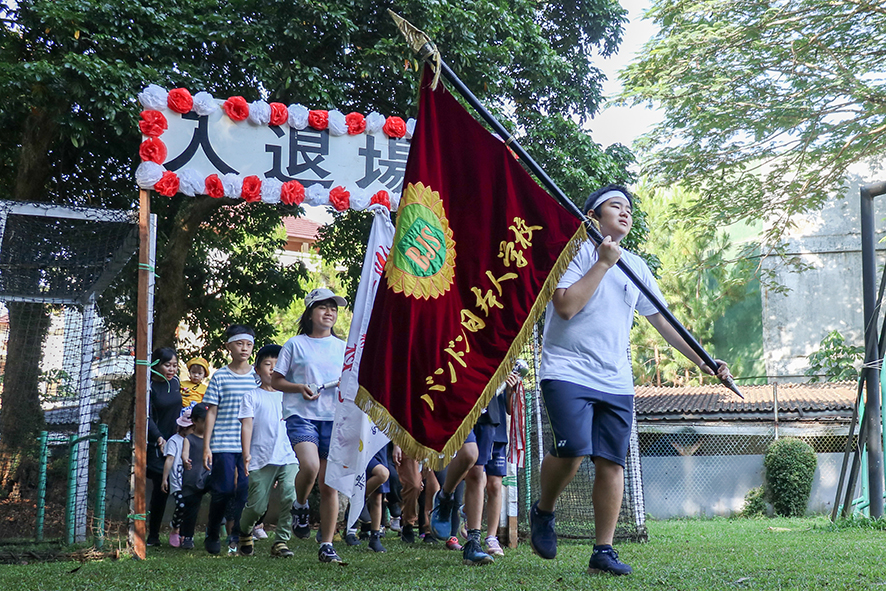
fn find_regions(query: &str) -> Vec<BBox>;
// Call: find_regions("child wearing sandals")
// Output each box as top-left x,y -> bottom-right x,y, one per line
238,344 -> 299,558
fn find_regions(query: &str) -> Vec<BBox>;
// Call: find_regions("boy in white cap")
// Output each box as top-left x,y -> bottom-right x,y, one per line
272,288 -> 348,563
529,185 -> 731,576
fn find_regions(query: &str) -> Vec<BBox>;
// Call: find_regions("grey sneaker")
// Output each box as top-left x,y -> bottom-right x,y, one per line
587,545 -> 632,576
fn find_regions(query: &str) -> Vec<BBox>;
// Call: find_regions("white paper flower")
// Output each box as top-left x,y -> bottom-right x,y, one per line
222,173 -> 243,198
405,118 -> 416,139
350,188 -> 370,210
261,178 -> 283,204
327,110 -> 348,136
138,84 -> 168,111
193,92 -> 219,116
305,183 -> 329,206
390,190 -> 402,212
176,169 -> 204,197
135,161 -> 165,189
248,100 -> 271,125
366,112 -> 385,134
288,104 -> 309,129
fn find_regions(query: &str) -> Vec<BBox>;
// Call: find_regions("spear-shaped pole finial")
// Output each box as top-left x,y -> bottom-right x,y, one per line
388,9 -> 442,90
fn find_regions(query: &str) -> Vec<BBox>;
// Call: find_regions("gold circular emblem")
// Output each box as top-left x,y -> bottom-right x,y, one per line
387,182 -> 456,299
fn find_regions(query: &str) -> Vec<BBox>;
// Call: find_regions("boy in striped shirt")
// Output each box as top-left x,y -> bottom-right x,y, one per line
201,325 -> 259,554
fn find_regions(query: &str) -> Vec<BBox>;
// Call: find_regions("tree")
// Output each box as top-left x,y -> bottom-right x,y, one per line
1,0 -> 634,451
630,183 -> 757,386
619,0 -> 886,245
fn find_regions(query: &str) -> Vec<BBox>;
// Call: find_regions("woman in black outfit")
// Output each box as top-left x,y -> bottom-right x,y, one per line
146,346 -> 182,546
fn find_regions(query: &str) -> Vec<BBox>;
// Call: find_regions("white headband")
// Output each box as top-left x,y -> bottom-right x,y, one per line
588,189 -> 630,213
227,333 -> 255,344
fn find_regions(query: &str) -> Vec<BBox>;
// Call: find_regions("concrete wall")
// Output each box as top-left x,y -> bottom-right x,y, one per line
760,172 -> 886,381
641,452 -> 854,518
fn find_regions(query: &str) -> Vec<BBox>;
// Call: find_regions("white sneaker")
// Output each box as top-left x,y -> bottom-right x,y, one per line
389,517 -> 402,532
252,526 -> 269,540
485,535 -> 504,557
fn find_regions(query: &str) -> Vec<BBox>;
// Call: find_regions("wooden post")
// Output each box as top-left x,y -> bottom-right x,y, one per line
132,189 -> 152,559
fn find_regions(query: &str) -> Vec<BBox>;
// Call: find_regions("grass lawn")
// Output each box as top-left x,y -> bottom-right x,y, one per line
1,517 -> 884,590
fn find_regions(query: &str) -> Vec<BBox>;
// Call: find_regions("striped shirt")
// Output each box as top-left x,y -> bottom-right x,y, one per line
203,365 -> 259,453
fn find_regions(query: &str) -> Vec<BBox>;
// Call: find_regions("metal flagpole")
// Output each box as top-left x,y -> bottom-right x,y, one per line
389,10 -> 743,399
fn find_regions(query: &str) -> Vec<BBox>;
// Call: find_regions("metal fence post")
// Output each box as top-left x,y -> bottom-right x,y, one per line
35,431 -> 49,543
94,424 -> 109,550
65,434 -> 78,546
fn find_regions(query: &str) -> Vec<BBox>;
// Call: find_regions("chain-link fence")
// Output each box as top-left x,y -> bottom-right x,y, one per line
0,201 -> 138,553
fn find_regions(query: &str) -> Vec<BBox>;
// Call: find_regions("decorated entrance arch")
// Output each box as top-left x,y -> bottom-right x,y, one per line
133,84 -> 413,210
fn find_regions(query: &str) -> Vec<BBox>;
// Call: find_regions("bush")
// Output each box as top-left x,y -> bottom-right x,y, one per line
764,437 -> 817,517
739,485 -> 768,518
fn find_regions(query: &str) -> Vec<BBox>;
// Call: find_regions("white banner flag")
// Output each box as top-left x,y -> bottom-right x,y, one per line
326,204 -> 395,526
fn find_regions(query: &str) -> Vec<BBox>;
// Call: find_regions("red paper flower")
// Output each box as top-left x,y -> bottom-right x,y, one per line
139,138 -> 167,164
329,186 -> 350,211
167,88 -> 193,114
241,175 -> 262,202
138,110 -> 168,137
154,171 -> 179,197
370,190 -> 390,210
308,110 -> 329,130
223,96 -> 250,121
345,112 -> 366,135
269,102 -> 288,127
205,174 -> 225,199
383,116 -> 407,138
281,180 -> 305,206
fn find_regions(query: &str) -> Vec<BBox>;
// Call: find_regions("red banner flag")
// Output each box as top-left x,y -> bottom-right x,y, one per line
356,67 -> 586,466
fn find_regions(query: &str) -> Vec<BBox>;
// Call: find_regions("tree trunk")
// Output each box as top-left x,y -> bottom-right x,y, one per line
1,108 -> 59,458
1,301 -> 51,452
151,196 -> 236,348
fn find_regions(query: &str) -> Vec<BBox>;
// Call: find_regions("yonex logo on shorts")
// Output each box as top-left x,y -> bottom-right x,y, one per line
558,440 -> 567,447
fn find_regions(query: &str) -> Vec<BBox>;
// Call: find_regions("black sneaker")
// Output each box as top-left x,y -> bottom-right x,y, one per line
204,536 -> 221,555
146,536 -> 161,547
345,532 -> 362,546
462,538 -> 494,566
422,532 -> 438,544
587,546 -> 632,576
318,544 -> 343,563
401,524 -> 415,544
292,505 -> 310,539
180,536 -> 195,550
529,501 -> 557,559
368,532 -> 386,553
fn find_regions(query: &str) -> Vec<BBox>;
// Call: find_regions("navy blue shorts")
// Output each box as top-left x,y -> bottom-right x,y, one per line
286,415 -> 333,459
473,422 -> 495,467
367,449 -> 390,494
540,379 -> 634,467
485,442 -> 507,477
208,452 -> 248,498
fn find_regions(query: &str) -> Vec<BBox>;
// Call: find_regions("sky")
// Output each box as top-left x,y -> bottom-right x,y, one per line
586,0 -> 661,150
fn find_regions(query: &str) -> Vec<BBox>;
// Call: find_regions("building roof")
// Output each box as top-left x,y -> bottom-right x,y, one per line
282,216 -> 322,241
635,382 -> 856,423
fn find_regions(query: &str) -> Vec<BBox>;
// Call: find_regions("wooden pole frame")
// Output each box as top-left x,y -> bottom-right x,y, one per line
132,189 -> 156,559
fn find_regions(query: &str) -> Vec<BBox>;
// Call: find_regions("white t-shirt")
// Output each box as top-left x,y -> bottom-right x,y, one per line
275,334 -> 345,421
238,386 -> 298,471
163,433 -> 186,493
540,240 -> 666,395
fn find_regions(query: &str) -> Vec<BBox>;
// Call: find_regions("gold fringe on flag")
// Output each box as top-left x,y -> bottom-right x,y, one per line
355,223 -> 589,469
388,9 -> 442,91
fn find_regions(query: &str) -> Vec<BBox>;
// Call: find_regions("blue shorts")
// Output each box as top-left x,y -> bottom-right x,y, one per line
286,415 -> 333,459
540,379 -> 634,467
485,442 -> 507,477
473,422 -> 495,467
208,452 -> 248,498
367,449 -> 390,494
